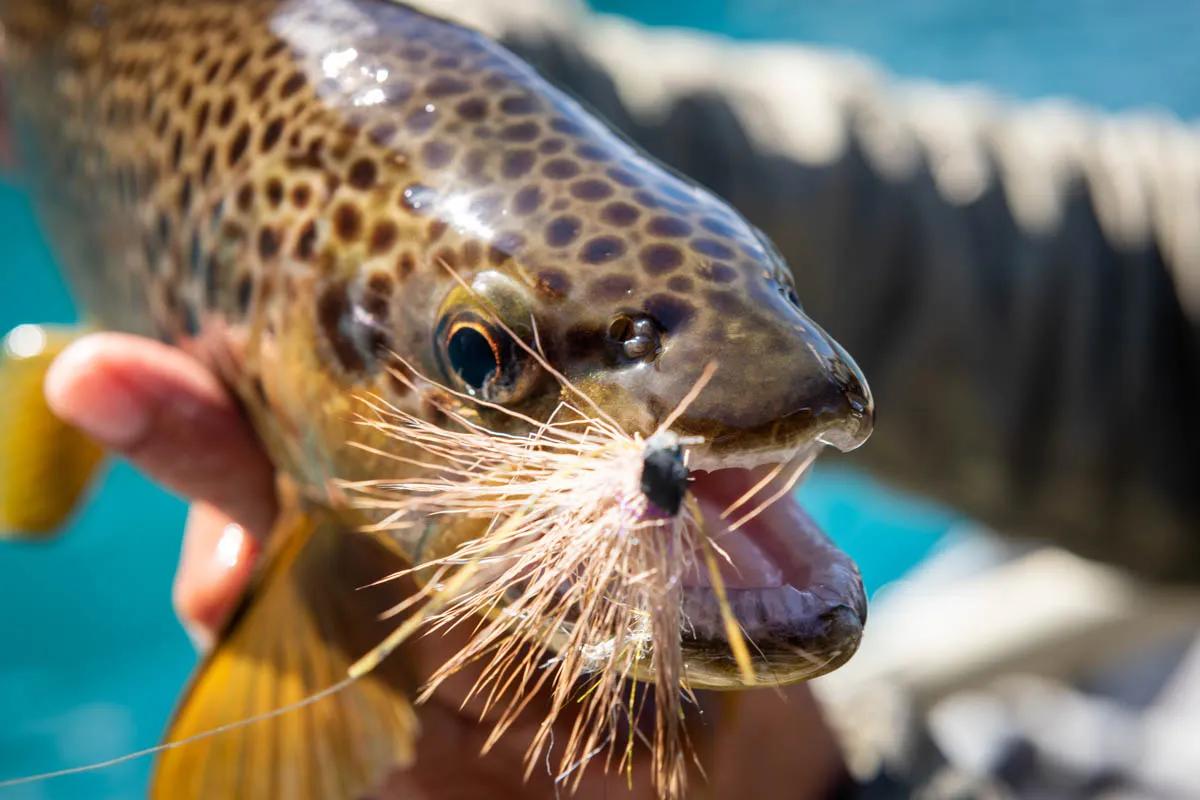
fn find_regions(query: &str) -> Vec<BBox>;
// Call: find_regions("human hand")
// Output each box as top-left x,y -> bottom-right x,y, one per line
44,332 -> 846,799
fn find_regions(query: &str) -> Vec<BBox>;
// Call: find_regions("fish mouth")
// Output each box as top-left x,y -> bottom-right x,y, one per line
677,452 -> 867,689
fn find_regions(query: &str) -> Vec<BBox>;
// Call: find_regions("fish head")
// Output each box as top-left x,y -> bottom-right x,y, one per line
258,3 -> 873,689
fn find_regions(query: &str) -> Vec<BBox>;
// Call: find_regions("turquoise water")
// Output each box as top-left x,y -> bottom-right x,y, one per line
1,2 -> 1193,796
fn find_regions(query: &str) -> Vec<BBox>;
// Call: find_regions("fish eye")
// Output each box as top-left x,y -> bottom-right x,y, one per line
436,310 -> 539,403
445,320 -> 501,392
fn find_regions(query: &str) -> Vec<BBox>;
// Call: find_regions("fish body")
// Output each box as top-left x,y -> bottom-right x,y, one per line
1,1 -> 875,796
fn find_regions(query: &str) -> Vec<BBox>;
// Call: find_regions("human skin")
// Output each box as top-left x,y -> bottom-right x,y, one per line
42,333 -> 847,799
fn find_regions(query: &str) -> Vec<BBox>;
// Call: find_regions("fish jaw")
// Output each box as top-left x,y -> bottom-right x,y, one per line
676,459 -> 867,688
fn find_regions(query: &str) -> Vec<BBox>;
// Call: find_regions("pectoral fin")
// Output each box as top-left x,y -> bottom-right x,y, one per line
0,324 -> 104,538
152,507 -> 418,799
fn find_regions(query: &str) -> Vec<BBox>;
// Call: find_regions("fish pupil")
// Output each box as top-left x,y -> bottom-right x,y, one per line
447,327 -> 497,392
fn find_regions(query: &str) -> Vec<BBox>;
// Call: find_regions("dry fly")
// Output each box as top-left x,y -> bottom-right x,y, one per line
339,351 -> 755,799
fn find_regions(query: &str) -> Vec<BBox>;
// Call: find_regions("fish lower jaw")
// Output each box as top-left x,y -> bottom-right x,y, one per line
676,460 -> 867,689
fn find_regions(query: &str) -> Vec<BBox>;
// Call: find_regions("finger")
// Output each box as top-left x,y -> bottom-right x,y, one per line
174,502 -> 261,649
43,332 -> 277,537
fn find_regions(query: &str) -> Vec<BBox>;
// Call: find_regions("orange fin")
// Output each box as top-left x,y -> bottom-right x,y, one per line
151,507 -> 417,799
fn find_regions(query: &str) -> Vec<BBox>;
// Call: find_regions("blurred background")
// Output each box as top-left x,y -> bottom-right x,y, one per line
1,1 -> 1198,798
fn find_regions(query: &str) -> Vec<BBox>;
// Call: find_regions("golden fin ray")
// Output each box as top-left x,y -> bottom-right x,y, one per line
151,507 -> 418,799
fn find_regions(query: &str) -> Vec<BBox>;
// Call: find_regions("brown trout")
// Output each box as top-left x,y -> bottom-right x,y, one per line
0,0 -> 874,796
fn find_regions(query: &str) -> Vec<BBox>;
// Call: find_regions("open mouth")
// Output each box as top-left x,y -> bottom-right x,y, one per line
678,455 -> 867,688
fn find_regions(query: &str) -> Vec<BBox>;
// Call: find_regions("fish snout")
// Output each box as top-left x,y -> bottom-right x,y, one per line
805,343 -> 874,453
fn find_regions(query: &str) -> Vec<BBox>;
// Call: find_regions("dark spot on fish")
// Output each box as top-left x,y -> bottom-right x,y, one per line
156,212 -> 171,247
691,238 -> 736,260
645,293 -> 695,332
538,138 -> 566,155
455,97 -> 488,121
581,236 -> 627,265
460,150 -> 493,182
396,251 -> 416,279
296,220 -> 317,260
278,172 -> 306,204
280,71 -> 306,99
648,216 -> 692,238
188,231 -> 203,274
701,216 -> 739,238
194,101 -> 210,137
405,105 -> 438,134
263,40 -> 287,59
431,54 -> 462,70
706,263 -> 738,284
236,183 -> 254,212
399,45 -> 428,62
250,68 -> 277,101
178,81 -> 194,107
501,149 -> 536,179
201,146 -> 215,183
550,117 -> 585,136
499,121 -> 539,142
368,123 -> 398,146
704,289 -> 743,315
170,130 -> 184,169
500,94 -> 538,115
535,269 -> 571,299
591,274 -> 634,300
565,324 -> 605,359
435,247 -> 459,271
236,274 -> 254,316
570,179 -> 614,201
545,215 -> 582,248
348,158 -> 377,190
512,185 -> 543,215
575,144 -> 610,162
177,178 -> 192,213
261,117 -> 285,152
543,158 -> 581,180
426,75 -> 471,97
228,124 -> 251,166
266,179 -> 284,208
370,221 -> 398,255
601,201 -> 640,227
633,190 -> 660,209
204,59 -> 223,84
317,282 -> 365,373
364,273 -> 393,319
422,140 -> 456,169
217,97 -> 236,127
258,227 -> 280,259
667,276 -> 694,293
228,49 -> 252,80
334,203 -> 362,241
640,243 -> 684,275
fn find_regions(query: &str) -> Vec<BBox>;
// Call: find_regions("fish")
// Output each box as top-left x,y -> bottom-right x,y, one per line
0,0 -> 874,796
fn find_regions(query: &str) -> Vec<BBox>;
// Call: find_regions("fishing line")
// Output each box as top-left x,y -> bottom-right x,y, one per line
0,676 -> 358,790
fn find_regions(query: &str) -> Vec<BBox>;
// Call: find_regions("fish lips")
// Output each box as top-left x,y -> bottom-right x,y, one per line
675,462 -> 868,689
